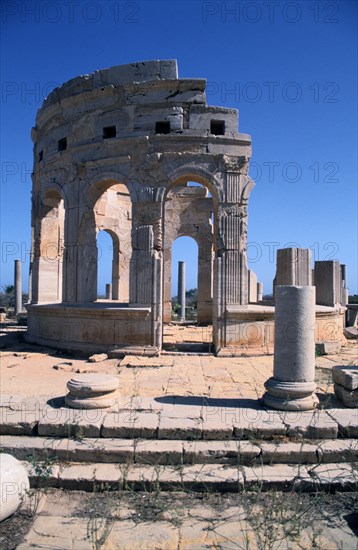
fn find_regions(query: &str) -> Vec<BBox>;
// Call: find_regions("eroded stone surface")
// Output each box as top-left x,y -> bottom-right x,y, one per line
332,366 -> 358,390
334,383 -> 358,408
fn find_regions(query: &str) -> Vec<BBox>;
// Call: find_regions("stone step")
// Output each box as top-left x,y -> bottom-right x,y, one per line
2,435 -> 357,466
2,404 -> 357,440
22,460 -> 358,493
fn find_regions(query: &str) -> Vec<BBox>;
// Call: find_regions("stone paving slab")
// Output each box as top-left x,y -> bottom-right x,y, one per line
15,488 -> 358,550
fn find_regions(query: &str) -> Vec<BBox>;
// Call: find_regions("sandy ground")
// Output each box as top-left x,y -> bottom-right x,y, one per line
1,325 -> 357,404
1,326 -> 358,549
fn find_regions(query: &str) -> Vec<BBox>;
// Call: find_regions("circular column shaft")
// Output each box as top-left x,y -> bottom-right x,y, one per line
263,285 -> 318,410
257,282 -> 263,301
178,261 -> 186,321
105,283 -> 112,300
14,260 -> 22,316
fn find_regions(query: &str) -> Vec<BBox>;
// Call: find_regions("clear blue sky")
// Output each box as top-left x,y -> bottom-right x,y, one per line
1,0 -> 357,297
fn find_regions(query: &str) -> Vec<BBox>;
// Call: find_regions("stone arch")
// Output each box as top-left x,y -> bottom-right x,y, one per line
31,188 -> 65,303
40,182 -> 69,209
77,179 -> 132,303
163,180 -> 214,324
96,228 -> 122,301
171,235 -> 199,321
86,173 -> 133,209
166,164 -> 224,204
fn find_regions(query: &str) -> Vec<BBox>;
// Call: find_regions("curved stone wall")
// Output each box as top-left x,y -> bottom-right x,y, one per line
27,60 -> 255,355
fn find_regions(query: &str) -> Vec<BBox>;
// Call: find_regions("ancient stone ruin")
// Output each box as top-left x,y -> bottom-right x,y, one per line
26,60 -> 255,355
26,59 -> 348,357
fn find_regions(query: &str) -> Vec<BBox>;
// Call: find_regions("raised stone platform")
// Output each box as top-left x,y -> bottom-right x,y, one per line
25,303 -> 154,355
220,304 -> 346,353
25,303 -> 346,356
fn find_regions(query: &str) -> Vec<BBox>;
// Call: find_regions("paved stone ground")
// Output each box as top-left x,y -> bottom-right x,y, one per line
1,326 -> 357,402
10,488 -> 358,549
1,327 -> 358,549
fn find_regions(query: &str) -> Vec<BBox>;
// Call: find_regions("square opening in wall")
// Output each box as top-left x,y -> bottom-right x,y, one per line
58,137 -> 67,151
103,125 -> 116,139
155,121 -> 170,134
210,120 -> 225,136
38,150 -> 43,162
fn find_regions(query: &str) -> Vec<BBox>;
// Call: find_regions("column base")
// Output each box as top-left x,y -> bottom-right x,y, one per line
263,377 -> 318,411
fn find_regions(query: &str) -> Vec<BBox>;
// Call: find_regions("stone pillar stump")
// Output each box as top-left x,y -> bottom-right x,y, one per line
263,285 -> 318,411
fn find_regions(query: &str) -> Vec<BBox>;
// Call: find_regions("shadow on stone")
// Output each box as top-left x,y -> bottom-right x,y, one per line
315,392 -> 350,409
344,512 -> 358,536
46,396 -> 66,409
154,395 -> 263,409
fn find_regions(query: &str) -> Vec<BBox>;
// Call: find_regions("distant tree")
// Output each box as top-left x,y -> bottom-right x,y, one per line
349,295 -> 358,304
0,285 -> 15,307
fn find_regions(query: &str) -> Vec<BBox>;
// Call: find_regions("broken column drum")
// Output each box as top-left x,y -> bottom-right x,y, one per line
263,285 -> 318,411
26,60 -> 255,355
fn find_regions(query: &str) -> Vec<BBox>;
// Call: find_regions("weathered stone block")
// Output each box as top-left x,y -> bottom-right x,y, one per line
334,383 -> 358,408
38,408 -> 104,438
101,411 -> 159,438
314,260 -> 341,306
316,341 -> 341,355
332,366 -> 358,390
327,409 -> 358,437
275,248 -> 312,287
344,327 -> 358,340
281,411 -> 338,439
158,416 -> 202,440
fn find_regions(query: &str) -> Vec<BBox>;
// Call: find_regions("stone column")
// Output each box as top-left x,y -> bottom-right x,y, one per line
314,260 -> 341,306
105,284 -> 112,300
14,260 -> 22,316
340,264 -> 348,307
248,270 -> 258,302
275,248 -> 312,286
197,243 -> 213,324
257,282 -> 263,301
178,261 -> 186,321
263,285 -> 318,410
